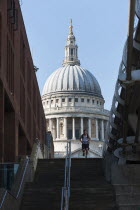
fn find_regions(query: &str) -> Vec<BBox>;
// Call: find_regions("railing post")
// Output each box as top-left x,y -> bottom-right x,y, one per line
61,139 -> 71,210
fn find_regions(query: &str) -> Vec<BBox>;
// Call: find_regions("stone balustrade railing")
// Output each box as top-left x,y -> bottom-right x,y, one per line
44,106 -> 110,116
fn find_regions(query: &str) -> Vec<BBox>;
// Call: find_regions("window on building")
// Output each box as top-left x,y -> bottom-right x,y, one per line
56,99 -> 59,103
97,101 -> 99,104
100,102 -> 102,105
68,129 -> 72,139
62,98 -> 65,102
87,99 -> 90,103
92,100 -> 94,104
69,98 -> 72,102
71,48 -> 73,55
47,101 -> 48,104
60,123 -> 63,135
76,129 -> 80,139
81,98 -> 84,102
75,98 -> 78,102
51,100 -> 53,104
71,41 -> 73,44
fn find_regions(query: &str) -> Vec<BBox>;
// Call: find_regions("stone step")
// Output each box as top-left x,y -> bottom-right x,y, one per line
69,206 -> 117,210
20,159 -> 117,210
118,205 -> 140,210
20,204 -> 60,210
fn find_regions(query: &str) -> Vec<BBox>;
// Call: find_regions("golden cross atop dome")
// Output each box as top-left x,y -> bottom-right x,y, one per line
69,19 -> 73,35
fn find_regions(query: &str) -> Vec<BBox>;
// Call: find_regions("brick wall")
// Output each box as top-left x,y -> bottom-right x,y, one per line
0,0 -> 46,162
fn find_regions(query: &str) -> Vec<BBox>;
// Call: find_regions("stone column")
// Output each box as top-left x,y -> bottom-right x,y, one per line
56,118 -> 60,139
104,120 -> 108,139
80,117 -> 83,135
66,97 -> 68,107
52,119 -> 56,140
60,97 -> 62,107
46,120 -> 49,131
64,117 -> 67,139
49,118 -> 52,132
49,99 -> 51,109
72,97 -> 75,107
101,120 -> 105,141
88,118 -> 91,137
96,119 -> 99,140
72,117 -> 76,139
54,98 -> 56,107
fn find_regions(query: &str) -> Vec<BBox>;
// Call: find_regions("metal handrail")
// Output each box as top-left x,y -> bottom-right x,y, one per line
61,140 -> 71,210
16,157 -> 29,198
0,140 -> 42,209
0,157 -> 29,208
0,191 -> 8,209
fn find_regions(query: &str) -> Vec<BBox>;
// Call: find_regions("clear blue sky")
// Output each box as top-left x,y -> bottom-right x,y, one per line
21,0 -> 129,110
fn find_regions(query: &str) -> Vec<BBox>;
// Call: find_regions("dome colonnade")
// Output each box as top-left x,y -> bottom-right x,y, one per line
47,116 -> 108,141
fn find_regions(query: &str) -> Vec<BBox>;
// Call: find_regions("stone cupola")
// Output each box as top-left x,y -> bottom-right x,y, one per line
63,19 -> 80,66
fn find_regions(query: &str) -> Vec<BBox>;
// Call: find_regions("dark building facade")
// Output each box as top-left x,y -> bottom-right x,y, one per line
0,0 -> 46,162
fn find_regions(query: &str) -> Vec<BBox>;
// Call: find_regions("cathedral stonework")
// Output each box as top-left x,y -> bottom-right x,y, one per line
42,20 -> 109,158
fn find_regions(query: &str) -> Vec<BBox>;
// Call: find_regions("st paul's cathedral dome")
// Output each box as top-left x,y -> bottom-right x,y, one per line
42,20 -> 109,158
42,65 -> 103,98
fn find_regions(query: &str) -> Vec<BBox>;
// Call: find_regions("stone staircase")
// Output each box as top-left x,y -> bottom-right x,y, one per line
70,159 -> 117,210
20,158 -> 117,210
20,159 -> 65,210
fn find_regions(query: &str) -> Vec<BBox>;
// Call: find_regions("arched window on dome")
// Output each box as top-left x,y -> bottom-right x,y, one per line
75,98 -> 78,102
71,48 -> 73,55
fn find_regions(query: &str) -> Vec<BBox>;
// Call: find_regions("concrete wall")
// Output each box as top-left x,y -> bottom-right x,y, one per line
103,153 -> 140,210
